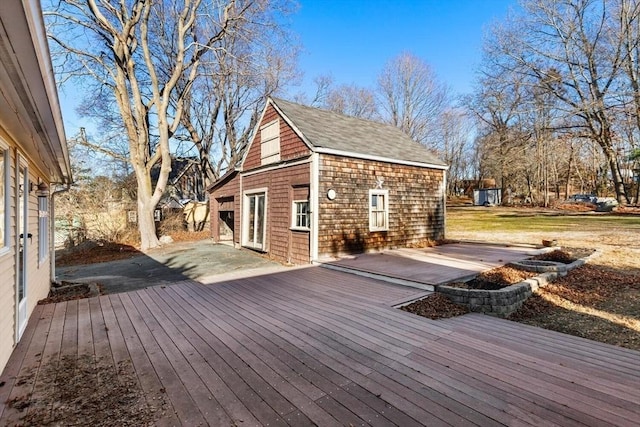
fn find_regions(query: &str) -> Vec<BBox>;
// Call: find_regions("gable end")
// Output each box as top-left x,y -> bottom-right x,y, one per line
241,102 -> 311,171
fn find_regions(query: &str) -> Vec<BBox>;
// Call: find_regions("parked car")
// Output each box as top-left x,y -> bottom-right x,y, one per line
568,194 -> 598,203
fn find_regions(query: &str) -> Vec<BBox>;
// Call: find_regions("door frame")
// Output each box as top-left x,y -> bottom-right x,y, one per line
242,188 -> 267,251
16,156 -> 28,341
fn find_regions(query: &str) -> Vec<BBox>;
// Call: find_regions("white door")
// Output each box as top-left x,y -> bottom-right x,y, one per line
244,192 -> 266,250
16,166 -> 28,339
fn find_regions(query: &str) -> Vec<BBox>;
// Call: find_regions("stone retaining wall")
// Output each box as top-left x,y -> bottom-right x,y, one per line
436,255 -> 595,317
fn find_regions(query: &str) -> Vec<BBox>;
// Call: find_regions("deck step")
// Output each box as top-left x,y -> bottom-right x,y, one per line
318,262 -> 435,292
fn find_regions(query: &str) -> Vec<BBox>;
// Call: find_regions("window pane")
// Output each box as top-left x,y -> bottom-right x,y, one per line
248,196 -> 256,244
0,151 -> 4,245
369,190 -> 388,230
256,195 -> 264,244
294,201 -> 309,228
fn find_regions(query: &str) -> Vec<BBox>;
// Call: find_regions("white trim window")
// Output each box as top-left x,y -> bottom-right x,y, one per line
260,119 -> 280,165
291,200 -> 310,230
243,190 -> 267,250
0,144 -> 8,252
369,189 -> 389,231
38,196 -> 49,263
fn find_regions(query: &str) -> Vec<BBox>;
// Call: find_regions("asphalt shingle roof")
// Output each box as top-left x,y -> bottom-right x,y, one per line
271,97 -> 447,167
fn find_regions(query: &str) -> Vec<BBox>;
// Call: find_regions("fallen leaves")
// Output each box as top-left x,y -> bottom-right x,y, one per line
8,354 -> 165,426
509,264 -> 640,350
401,293 -> 469,320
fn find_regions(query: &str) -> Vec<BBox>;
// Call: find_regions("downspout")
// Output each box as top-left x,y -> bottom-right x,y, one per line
50,182 -> 71,283
442,169 -> 447,240
310,153 -> 319,262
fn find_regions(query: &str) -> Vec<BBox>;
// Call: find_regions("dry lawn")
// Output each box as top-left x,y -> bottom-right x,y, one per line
447,206 -> 640,350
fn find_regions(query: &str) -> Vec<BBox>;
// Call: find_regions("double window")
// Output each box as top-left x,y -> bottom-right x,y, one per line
369,189 -> 389,231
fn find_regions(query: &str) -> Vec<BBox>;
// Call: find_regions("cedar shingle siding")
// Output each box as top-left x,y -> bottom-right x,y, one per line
317,154 -> 445,257
243,163 -> 310,264
208,97 -> 447,265
243,104 -> 311,171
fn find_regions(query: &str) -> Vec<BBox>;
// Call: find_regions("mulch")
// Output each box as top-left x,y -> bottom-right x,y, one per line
450,266 -> 536,290
400,293 -> 469,319
532,247 -> 594,264
6,355 -> 166,426
55,241 -> 140,267
38,283 -> 104,305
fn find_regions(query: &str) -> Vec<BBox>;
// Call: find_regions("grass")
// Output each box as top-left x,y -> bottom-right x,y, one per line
446,205 -> 640,350
448,206 -> 640,232
447,206 -> 640,270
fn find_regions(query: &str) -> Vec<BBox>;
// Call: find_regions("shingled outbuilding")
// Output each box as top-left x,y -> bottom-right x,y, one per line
208,98 -> 447,264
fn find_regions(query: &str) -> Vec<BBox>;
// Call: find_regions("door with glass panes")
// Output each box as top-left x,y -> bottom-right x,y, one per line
17,164 -> 28,339
244,192 -> 266,250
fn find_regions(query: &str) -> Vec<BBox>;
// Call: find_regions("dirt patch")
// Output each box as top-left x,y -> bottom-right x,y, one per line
6,354 -> 167,426
401,293 -> 469,319
447,206 -> 640,349
509,264 -> 640,350
532,247 -> 594,264
448,266 -> 536,290
38,282 -> 104,305
555,202 -> 596,212
56,232 -> 211,267
56,240 -> 140,267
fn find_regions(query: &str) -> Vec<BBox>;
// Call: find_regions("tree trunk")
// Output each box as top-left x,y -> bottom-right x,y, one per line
602,144 -> 629,204
138,195 -> 159,250
565,142 -> 574,199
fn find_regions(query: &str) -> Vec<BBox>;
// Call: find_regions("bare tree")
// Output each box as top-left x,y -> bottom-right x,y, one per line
437,108 -> 474,196
177,1 -> 299,186
377,52 -> 449,148
485,0 -> 630,203
324,84 -> 379,120
46,0 -> 248,250
466,69 -> 528,196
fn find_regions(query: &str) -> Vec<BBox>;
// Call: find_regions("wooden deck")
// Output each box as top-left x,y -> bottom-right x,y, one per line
323,243 -> 542,286
1,267 -> 639,426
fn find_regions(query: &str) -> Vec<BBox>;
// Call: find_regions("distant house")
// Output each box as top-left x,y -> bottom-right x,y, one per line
208,98 -> 447,264
151,157 -> 207,202
0,1 -> 72,372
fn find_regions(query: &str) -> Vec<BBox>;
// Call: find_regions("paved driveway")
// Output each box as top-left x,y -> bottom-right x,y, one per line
2,267 -> 638,426
56,240 -> 286,294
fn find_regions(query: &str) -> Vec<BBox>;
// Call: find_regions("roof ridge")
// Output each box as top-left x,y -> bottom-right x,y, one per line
268,97 -> 447,168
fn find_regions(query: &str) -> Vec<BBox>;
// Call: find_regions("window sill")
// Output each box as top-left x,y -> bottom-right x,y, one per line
369,228 -> 388,232
290,227 -> 310,232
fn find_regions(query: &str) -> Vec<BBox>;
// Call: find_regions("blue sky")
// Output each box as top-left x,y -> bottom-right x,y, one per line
58,0 -> 516,136
289,0 -> 517,98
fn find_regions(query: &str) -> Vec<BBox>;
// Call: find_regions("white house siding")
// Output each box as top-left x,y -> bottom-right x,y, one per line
0,0 -> 71,374
26,168 -> 51,316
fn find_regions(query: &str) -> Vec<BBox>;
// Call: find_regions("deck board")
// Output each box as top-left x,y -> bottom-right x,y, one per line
2,266 -> 639,426
0,304 -> 50,423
